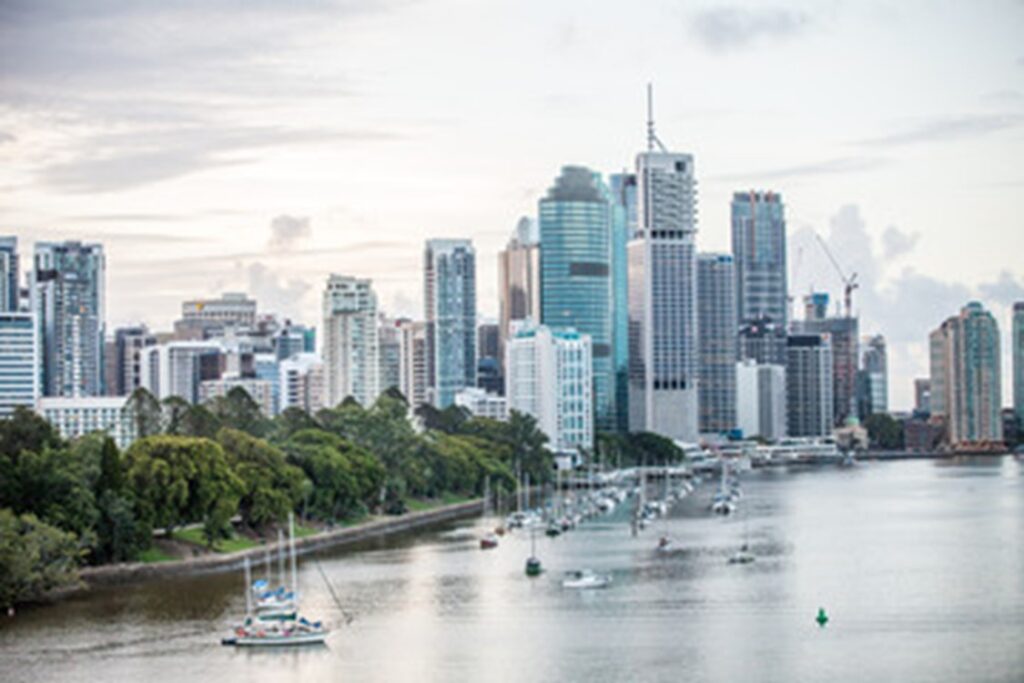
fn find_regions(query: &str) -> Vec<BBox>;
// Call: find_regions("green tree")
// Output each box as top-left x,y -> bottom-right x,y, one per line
127,387 -> 163,438
217,428 -> 306,530
206,387 -> 269,437
283,430 -> 385,521
270,407 -> 320,443
0,509 -> 81,609
864,414 -> 905,450
123,436 -> 242,545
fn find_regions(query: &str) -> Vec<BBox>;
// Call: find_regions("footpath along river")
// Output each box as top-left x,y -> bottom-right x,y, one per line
1,457 -> 1022,682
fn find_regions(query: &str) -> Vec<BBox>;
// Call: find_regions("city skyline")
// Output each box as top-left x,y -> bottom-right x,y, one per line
2,1 -> 1023,410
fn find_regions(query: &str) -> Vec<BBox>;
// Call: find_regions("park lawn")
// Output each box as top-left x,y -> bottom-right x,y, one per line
174,527 -> 260,553
138,547 -> 175,563
405,492 -> 474,512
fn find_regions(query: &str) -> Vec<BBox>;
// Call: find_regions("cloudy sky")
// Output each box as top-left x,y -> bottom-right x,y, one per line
2,0 -> 1022,409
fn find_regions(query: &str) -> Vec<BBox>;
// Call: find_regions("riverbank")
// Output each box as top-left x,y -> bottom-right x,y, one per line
74,498 -> 485,591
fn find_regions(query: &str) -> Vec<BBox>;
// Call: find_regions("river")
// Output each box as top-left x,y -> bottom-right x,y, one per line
2,457 -> 1022,682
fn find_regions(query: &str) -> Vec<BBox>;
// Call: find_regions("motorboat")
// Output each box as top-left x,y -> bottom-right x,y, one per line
562,570 -> 612,589
480,533 -> 499,550
728,544 -> 755,565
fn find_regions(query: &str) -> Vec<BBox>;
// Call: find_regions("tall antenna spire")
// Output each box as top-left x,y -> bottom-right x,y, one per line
646,82 -> 668,153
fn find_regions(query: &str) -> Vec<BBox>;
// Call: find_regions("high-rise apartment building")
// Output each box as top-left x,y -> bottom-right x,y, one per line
737,315 -> 787,366
0,311 -> 39,416
111,325 -> 157,396
506,324 -> 593,459
731,191 -> 787,328
0,236 -> 19,312
786,334 -> 834,437
279,352 -> 325,415
539,166 -> 616,431
930,302 -> 1002,446
378,316 -> 403,395
735,358 -> 786,441
1013,302 -> 1024,423
627,145 -> 699,442
794,294 -> 858,427
322,275 -> 379,408
424,239 -> 476,408
397,319 -> 428,407
913,378 -> 931,416
497,218 -> 540,369
857,334 -> 888,418
697,253 -> 737,434
32,241 -> 106,397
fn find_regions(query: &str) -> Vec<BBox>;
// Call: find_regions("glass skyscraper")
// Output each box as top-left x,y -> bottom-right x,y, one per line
539,166 -> 615,433
697,253 -> 738,434
32,241 -> 106,397
607,173 -> 635,433
0,236 -> 19,312
424,239 -> 476,408
731,191 -> 788,328
1013,302 -> 1023,424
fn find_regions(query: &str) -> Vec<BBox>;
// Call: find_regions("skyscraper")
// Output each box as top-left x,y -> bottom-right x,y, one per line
397,319 -> 428,407
930,302 -> 1002,446
322,275 -> 379,407
497,218 -> 540,368
0,236 -> 19,312
0,311 -> 39,416
607,172 -> 635,433
279,353 -> 325,415
697,253 -> 737,433
786,334 -> 834,437
731,191 -> 787,328
627,126 -> 699,442
112,325 -> 157,396
424,239 -> 476,408
32,241 -> 106,397
795,293 -> 859,427
735,358 -> 786,441
913,378 -> 931,416
857,334 -> 888,418
1013,302 -> 1024,424
378,315 -> 402,395
539,166 -> 615,431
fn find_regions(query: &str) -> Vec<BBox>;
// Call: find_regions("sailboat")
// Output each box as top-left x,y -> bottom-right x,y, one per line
728,506 -> 755,565
223,514 -> 329,647
525,526 -> 542,576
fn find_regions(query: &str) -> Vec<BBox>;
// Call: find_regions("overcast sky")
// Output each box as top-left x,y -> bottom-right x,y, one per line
2,0 -> 1023,410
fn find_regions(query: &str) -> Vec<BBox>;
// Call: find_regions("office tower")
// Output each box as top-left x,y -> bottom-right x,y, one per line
539,166 -> 615,431
0,236 -> 18,312
36,396 -> 137,449
857,334 -> 888,418
274,321 -> 315,361
397,319 -> 428,407
477,321 -> 502,393
497,217 -> 540,369
627,122 -> 699,442
607,172 -> 635,433
786,334 -> 834,437
0,311 -> 40,416
140,341 -> 224,403
279,353 -> 325,415
731,191 -> 788,328
424,239 -> 476,408
32,241 -> 106,397
929,302 -> 1002,446
378,316 -> 402,395
111,325 -> 157,396
1014,302 -> 1024,423
735,358 -> 786,441
175,292 -> 257,340
454,387 -> 508,420
914,378 -> 931,416
322,275 -> 379,407
697,253 -> 738,433
478,322 -> 500,362
795,293 -> 858,427
506,324 -> 593,459
738,315 -> 787,366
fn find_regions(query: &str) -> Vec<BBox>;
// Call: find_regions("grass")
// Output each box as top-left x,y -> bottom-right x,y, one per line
293,524 -> 319,538
404,492 -> 474,512
173,527 -> 260,553
138,547 -> 175,563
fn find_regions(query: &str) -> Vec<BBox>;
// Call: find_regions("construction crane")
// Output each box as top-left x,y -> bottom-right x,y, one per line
814,233 -> 858,318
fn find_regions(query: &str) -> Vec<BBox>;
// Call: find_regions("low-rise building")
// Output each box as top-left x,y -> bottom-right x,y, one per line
454,387 -> 507,420
37,396 -> 137,449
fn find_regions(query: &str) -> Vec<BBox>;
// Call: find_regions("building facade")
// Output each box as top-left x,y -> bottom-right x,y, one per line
322,275 -> 379,408
627,150 -> 699,442
378,316 -> 403,396
397,319 -> 428,408
1014,302 -> 1024,424
278,353 -> 325,415
794,298 -> 858,427
786,334 -> 834,437
539,166 -> 615,431
424,239 -> 476,408
111,325 -> 157,396
199,376 -> 275,417
606,172 -> 634,433
506,324 -> 593,458
140,341 -> 223,403
735,359 -> 786,441
0,312 -> 40,417
0,236 -> 18,312
32,241 -> 106,397
454,387 -> 508,421
497,218 -> 540,372
37,396 -> 137,449
731,191 -> 787,328
857,334 -> 888,418
697,253 -> 738,434
175,292 -> 257,340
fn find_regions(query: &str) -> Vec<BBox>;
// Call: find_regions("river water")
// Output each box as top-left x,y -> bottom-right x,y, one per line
2,457 -> 1022,682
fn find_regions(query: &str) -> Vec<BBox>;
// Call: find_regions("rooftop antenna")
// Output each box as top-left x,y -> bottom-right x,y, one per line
646,83 -> 668,153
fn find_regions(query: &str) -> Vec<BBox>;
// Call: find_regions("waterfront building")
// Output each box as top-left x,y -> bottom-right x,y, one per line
1014,302 -> 1024,424
497,218 -> 540,375
929,302 -> 1002,446
539,166 -> 616,431
786,334 -> 834,437
0,236 -> 18,312
31,241 -> 106,397
397,319 -> 428,407
857,334 -> 888,418
794,294 -> 858,427
140,340 -> 223,403
735,359 -> 786,441
37,396 -> 137,449
175,292 -> 257,340
697,253 -> 738,434
914,378 -> 931,417
506,324 -> 593,459
627,133 -> 699,442
0,312 -> 40,417
454,387 -> 508,421
199,376 -> 275,417
731,191 -> 788,328
607,172 -> 635,433
378,316 -> 403,395
322,275 -> 379,408
424,239 -> 476,408
110,325 -> 157,396
279,352 -> 325,415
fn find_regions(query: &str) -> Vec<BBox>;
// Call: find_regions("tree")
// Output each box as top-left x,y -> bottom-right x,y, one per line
0,406 -> 63,460
282,430 -> 385,521
206,387 -> 269,437
123,436 -> 242,544
127,387 -> 163,438
864,414 -> 905,450
217,428 -> 306,530
161,396 -> 192,435
0,509 -> 80,609
180,404 -> 222,439
270,407 -> 320,443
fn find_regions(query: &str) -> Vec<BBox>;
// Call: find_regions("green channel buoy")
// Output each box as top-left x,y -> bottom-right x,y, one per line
816,607 -> 829,627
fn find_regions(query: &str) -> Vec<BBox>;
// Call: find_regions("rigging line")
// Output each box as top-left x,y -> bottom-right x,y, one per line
312,556 -> 355,626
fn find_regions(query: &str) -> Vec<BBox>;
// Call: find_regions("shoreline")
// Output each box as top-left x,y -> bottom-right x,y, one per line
74,498 -> 485,591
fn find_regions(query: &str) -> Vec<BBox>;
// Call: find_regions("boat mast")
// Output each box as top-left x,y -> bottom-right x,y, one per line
244,557 -> 253,616
289,512 -> 298,598
277,529 -> 285,586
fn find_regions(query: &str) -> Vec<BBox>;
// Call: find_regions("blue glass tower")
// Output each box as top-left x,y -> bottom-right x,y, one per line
608,173 -> 636,433
539,166 -> 614,433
